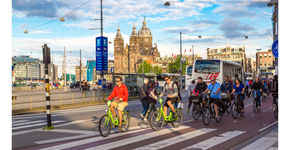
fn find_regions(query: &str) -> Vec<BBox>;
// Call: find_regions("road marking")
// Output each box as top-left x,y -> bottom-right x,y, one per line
183,130 -> 246,150
12,120 -> 64,130
134,128 -> 216,150
85,126 -> 189,150
259,121 -> 278,132
39,129 -> 97,135
12,120 -> 29,124
35,134 -> 98,144
13,120 -> 44,127
240,137 -> 278,150
12,120 -> 86,136
39,127 -> 149,150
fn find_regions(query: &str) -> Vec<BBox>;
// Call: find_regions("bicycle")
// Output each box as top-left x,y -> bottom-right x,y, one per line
273,94 -> 278,119
253,90 -> 260,113
221,92 -> 232,114
202,94 -> 223,126
231,93 -> 244,119
191,95 -> 204,120
99,99 -> 130,137
150,98 -> 183,131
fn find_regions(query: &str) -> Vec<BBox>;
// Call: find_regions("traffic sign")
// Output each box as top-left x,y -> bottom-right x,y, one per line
272,40 -> 278,58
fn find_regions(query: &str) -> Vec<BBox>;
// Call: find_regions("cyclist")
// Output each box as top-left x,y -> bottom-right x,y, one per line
194,77 -> 208,103
202,78 -> 222,119
187,80 -> 196,113
144,81 -> 158,121
232,79 -> 245,113
252,77 -> 263,110
159,75 -> 179,119
270,75 -> 278,104
107,76 -> 129,132
221,76 -> 233,105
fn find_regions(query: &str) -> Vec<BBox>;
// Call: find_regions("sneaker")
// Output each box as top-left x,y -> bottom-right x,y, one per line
139,114 -> 144,119
143,118 -> 148,122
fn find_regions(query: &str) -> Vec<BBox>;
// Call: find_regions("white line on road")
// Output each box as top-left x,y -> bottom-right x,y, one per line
85,126 -> 190,150
13,120 -> 44,127
259,121 -> 278,132
35,134 -> 98,144
134,128 -> 216,150
12,120 -> 64,130
12,120 -> 29,124
182,130 -> 246,150
39,129 -> 96,135
240,137 -> 278,150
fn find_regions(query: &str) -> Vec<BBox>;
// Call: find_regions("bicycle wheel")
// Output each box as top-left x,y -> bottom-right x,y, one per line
231,103 -> 238,119
192,103 -> 201,120
225,100 -> 232,114
121,111 -> 130,132
238,105 -> 244,117
99,114 -> 112,137
202,107 -> 211,126
274,103 -> 278,119
150,110 -> 165,131
172,109 -> 183,128
215,107 -> 223,123
253,99 -> 258,113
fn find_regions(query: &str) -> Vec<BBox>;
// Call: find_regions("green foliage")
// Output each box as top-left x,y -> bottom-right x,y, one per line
42,126 -> 55,130
168,57 -> 188,75
137,61 -> 162,75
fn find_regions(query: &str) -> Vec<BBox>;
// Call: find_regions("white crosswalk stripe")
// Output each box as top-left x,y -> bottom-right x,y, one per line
134,128 -> 216,150
11,120 -> 29,124
12,120 -> 65,130
13,120 -> 44,127
240,137 -> 278,150
183,130 -> 245,150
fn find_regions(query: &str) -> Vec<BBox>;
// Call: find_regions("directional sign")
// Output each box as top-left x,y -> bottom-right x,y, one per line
272,39 -> 278,58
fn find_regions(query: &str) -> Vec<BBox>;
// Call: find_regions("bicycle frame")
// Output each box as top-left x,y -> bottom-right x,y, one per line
104,101 -> 127,127
157,98 -> 179,122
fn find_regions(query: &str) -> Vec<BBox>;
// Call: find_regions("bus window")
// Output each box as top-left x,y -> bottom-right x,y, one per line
194,60 -> 220,73
187,66 -> 193,76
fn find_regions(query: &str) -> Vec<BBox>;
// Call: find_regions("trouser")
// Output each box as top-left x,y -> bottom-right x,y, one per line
187,96 -> 193,109
144,103 -> 156,119
245,86 -> 250,97
141,98 -> 149,115
255,91 -> 262,107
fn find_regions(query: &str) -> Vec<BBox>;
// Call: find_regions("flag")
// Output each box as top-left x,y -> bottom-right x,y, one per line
190,49 -> 192,52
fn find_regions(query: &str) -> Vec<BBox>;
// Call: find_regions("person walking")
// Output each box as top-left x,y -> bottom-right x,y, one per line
187,80 -> 196,113
144,81 -> 158,121
139,78 -> 149,119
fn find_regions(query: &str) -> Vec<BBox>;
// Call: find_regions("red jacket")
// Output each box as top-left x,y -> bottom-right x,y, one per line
107,84 -> 129,102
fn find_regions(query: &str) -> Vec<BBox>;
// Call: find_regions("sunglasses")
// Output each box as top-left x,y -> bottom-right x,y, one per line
116,80 -> 121,82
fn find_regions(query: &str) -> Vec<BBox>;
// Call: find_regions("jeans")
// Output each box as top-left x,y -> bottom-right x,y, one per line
187,96 -> 192,110
254,91 -> 261,107
144,103 -> 156,119
141,99 -> 149,115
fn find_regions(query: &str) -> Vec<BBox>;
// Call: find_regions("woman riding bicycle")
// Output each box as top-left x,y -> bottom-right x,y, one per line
143,81 -> 158,121
232,79 -> 245,113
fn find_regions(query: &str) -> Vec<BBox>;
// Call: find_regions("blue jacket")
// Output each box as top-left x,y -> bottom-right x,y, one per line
221,81 -> 232,93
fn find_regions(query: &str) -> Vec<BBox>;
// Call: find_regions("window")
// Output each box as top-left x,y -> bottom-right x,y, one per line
260,55 -> 262,58
264,62 -> 267,66
260,63 -> 262,66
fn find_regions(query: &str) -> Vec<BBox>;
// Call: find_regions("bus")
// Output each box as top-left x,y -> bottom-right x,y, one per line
185,59 -> 242,90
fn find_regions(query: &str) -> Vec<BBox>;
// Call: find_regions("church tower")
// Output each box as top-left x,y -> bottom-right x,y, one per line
138,17 -> 152,55
114,25 -> 125,73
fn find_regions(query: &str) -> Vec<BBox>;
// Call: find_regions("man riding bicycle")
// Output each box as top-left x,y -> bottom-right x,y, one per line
221,76 -> 233,105
107,76 -> 129,132
252,77 -> 263,110
202,78 -> 222,119
194,77 -> 208,104
159,75 -> 179,119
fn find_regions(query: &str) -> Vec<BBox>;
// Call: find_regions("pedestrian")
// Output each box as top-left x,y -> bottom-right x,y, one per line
139,78 -> 149,119
144,81 -> 158,121
187,80 -> 196,113
245,80 -> 249,97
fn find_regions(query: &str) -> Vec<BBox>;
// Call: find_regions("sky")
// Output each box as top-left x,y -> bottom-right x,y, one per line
12,0 -> 274,75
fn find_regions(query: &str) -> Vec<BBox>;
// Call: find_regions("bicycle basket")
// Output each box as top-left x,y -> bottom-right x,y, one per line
191,96 -> 200,103
221,93 -> 227,99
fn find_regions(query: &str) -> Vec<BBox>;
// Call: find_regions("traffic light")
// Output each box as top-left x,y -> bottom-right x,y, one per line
42,44 -> 51,64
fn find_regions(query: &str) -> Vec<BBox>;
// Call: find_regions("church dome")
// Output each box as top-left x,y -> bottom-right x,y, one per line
115,25 -> 123,40
138,17 -> 152,37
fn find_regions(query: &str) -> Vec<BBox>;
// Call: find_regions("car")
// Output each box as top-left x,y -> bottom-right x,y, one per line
70,81 -> 80,88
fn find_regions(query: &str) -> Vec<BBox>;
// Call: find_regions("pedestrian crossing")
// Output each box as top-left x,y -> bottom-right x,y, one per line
12,119 -> 66,131
27,125 -> 250,150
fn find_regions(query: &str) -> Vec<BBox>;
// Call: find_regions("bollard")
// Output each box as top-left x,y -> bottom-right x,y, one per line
30,96 -> 32,110
72,93 -> 75,104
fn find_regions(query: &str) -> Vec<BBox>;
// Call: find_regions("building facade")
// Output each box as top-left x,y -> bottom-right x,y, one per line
114,17 -> 160,73
207,46 -> 246,70
86,60 -> 96,82
245,57 -> 256,74
75,64 -> 87,81
256,49 -> 275,77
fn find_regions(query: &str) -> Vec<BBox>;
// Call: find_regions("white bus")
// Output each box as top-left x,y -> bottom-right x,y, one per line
185,59 -> 242,90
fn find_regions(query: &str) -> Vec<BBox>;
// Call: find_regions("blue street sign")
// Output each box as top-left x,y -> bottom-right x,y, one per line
272,40 -> 278,58
111,67 -> 114,73
96,36 -> 108,74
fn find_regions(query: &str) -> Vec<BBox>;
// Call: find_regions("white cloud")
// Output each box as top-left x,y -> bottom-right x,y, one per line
29,29 -> 51,34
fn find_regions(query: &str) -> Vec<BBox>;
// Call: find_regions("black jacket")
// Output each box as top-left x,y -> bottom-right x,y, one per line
252,81 -> 263,90
194,82 -> 208,94
139,84 -> 148,100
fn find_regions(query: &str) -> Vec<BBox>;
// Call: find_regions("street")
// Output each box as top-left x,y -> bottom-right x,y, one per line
12,91 -> 278,150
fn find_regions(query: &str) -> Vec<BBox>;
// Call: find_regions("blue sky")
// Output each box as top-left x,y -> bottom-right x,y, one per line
12,0 -> 273,74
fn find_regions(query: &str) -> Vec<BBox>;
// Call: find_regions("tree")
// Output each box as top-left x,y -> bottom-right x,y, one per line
168,57 -> 188,75
137,61 -> 153,73
153,65 -> 163,75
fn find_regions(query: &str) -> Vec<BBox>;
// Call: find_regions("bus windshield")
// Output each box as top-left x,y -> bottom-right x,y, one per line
194,60 -> 220,73
187,66 -> 193,76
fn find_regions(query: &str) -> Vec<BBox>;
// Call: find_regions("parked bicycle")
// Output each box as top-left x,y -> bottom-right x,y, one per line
202,94 -> 223,126
99,99 -> 130,137
231,93 -> 244,119
150,98 -> 183,131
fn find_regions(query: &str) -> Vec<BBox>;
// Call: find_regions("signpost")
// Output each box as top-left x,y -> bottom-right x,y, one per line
96,36 -> 108,74
272,39 -> 278,58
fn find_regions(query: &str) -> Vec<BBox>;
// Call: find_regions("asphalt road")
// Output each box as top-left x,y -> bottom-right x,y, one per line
12,91 -> 278,150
